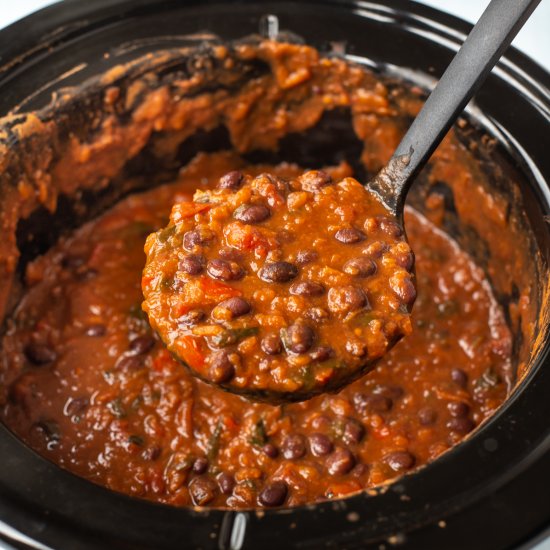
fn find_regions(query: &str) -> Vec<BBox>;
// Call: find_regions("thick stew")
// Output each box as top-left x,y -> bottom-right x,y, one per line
0,41 -> 514,509
143,169 -> 414,401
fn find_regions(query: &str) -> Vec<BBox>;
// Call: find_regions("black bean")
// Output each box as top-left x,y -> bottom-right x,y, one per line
85,324 -> 106,337
327,286 -> 367,315
363,241 -> 389,259
447,417 -> 475,434
309,433 -> 333,457
189,477 -> 217,506
207,259 -> 244,281
179,254 -> 206,275
183,229 -> 209,250
116,355 -> 144,371
345,339 -> 368,357
24,343 -> 57,366
353,393 -> 392,415
262,443 -> 279,458
63,396 -> 89,417
259,261 -> 298,283
289,281 -> 325,297
451,368 -> 468,388
259,480 -> 288,507
342,419 -> 366,445
326,448 -> 356,476
178,310 -> 205,327
383,451 -> 416,472
282,324 -> 314,354
379,217 -> 403,237
310,346 -> 334,363
130,335 -> 155,355
217,472 -> 235,495
261,334 -> 282,355
299,170 -> 333,192
218,297 -> 251,318
296,249 -> 318,265
193,457 -> 209,474
394,250 -> 414,270
372,384 -> 404,400
343,257 -> 376,278
282,434 -> 307,459
142,446 -> 162,461
234,204 -> 271,224
418,407 -> 437,425
447,401 -> 470,418
335,227 -> 365,244
390,274 -> 416,305
208,351 -> 235,383
218,170 -> 244,190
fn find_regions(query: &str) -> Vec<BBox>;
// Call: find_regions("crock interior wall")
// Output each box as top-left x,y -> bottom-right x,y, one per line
0,40 -> 545,411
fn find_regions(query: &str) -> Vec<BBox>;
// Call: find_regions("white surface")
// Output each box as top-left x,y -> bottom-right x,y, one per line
0,2 -> 548,550
421,0 -> 550,69
0,0 -> 549,70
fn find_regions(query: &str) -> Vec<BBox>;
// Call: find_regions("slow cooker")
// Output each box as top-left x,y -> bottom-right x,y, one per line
0,1 -> 549,548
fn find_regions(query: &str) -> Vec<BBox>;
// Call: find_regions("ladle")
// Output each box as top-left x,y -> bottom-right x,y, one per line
143,0 -> 541,403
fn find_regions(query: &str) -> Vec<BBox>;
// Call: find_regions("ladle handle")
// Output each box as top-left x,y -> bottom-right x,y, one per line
377,0 -> 541,215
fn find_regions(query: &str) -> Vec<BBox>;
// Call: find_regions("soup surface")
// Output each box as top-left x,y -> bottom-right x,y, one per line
143,168 -> 415,402
0,151 -> 512,508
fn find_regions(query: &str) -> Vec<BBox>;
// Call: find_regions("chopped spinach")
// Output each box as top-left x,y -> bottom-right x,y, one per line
107,397 -> 126,419
207,421 -> 223,460
160,276 -> 174,290
157,225 -> 176,243
349,310 -> 378,327
437,300 -> 459,317
476,367 -> 501,389
248,419 -> 268,446
128,435 -> 144,446
212,327 -> 259,348
297,364 -> 314,389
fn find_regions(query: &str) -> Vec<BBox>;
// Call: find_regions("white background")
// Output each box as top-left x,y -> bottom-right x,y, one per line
1,0 -> 549,70
0,1 -> 548,550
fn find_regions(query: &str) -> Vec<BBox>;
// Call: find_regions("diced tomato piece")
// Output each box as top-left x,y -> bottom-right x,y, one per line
151,349 -> 173,372
141,275 -> 154,289
171,302 -> 193,318
170,202 -> 212,224
223,415 -> 239,432
175,277 -> 241,314
223,222 -> 277,257
174,335 -> 205,369
198,276 -> 241,301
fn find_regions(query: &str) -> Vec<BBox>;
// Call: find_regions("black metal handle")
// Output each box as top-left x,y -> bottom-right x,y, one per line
371,0 -> 542,215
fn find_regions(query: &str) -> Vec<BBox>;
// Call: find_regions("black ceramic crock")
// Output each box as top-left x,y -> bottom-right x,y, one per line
0,1 -> 549,549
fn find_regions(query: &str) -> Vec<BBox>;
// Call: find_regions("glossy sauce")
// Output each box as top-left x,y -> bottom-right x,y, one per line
0,152 -> 512,508
143,169 -> 414,401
